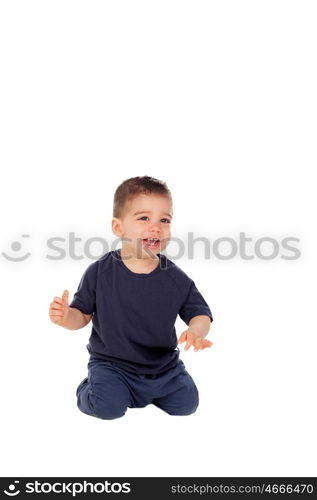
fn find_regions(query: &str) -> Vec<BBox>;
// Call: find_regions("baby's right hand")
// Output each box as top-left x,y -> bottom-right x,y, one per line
49,290 -> 70,326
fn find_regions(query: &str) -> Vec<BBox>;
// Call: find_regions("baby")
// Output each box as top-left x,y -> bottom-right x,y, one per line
49,176 -> 213,419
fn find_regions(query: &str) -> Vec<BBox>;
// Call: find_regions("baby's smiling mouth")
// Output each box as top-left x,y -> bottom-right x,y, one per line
142,238 -> 161,248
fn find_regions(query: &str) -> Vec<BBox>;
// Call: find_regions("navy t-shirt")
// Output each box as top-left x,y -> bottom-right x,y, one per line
69,249 -> 213,375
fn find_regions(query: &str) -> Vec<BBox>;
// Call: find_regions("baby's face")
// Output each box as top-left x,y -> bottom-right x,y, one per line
112,193 -> 173,259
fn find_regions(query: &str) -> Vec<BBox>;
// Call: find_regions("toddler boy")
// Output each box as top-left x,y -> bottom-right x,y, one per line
49,176 -> 213,419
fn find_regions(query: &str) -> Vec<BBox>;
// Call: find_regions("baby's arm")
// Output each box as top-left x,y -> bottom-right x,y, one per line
49,290 -> 92,330
187,315 -> 211,338
178,315 -> 213,351
61,307 -> 91,330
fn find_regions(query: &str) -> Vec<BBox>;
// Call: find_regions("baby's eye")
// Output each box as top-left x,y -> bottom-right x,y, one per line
138,217 -> 171,223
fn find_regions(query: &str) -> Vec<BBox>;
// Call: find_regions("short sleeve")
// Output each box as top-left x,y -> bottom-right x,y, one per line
69,262 -> 97,315
178,280 -> 213,326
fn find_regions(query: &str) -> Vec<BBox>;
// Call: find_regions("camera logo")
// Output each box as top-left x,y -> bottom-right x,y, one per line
3,481 -> 20,496
1,235 -> 31,262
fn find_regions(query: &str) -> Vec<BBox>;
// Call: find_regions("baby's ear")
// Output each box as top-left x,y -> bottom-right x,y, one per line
111,217 -> 123,237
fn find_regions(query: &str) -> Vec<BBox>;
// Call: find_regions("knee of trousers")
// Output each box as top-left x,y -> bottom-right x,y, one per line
168,402 -> 199,416
167,389 -> 199,416
76,378 -> 127,420
92,397 -> 127,420
78,394 -> 127,420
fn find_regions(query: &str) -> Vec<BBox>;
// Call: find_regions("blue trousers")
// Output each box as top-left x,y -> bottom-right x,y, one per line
76,356 -> 199,419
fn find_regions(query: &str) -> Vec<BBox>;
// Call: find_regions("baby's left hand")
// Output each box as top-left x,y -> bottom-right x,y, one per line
178,329 -> 213,352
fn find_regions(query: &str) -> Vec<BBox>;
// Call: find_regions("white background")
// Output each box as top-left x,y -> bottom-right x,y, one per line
1,0 -> 316,477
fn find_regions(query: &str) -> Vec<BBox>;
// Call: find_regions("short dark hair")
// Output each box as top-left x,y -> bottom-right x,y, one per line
113,176 -> 172,219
